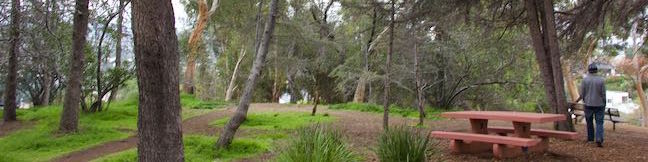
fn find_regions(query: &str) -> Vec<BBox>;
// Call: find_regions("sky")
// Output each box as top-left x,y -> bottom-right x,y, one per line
172,0 -> 190,31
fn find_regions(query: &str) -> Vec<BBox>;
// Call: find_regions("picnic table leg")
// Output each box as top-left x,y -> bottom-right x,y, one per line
470,119 -> 488,134
449,119 -> 492,154
493,122 -> 538,159
512,122 -> 531,138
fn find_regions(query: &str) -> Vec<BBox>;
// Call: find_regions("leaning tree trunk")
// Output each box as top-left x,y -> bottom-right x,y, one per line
383,0 -> 395,129
132,0 -> 185,160
3,0 -> 20,122
524,0 -> 574,131
563,61 -> 579,101
216,0 -> 279,148
541,0 -> 574,131
60,0 -> 89,132
633,76 -> 648,127
225,48 -> 246,102
353,7 -> 378,103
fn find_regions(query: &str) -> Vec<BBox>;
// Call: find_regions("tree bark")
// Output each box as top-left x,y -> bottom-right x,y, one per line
60,0 -> 89,132
414,42 -> 425,126
41,73 -> 52,106
184,0 -> 219,94
132,0 -> 185,160
109,0 -> 125,102
563,61 -> 579,101
216,0 -> 279,148
541,0 -> 573,131
3,0 -> 20,122
383,0 -> 395,129
225,47 -> 246,101
525,0 -> 574,131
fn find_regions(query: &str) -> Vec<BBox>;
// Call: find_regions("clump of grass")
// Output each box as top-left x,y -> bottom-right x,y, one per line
328,103 -> 444,120
276,124 -> 360,162
375,126 -> 436,162
210,112 -> 333,130
94,135 -> 270,162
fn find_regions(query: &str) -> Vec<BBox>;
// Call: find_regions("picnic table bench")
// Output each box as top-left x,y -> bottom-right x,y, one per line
569,102 -> 624,130
431,111 -> 577,158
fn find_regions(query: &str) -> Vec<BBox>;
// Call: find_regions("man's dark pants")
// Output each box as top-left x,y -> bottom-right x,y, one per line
584,106 -> 605,143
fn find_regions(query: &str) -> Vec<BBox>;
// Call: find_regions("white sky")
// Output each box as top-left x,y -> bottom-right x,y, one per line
172,0 -> 190,31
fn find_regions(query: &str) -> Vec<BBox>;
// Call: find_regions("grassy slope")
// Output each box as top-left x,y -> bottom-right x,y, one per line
97,112 -> 333,161
0,94 -> 227,162
328,102 -> 446,120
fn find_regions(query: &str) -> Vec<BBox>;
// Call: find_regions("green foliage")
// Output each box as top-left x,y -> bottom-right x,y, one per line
94,135 -> 271,162
210,112 -> 333,130
376,126 -> 437,162
275,125 -> 360,162
328,103 -> 444,120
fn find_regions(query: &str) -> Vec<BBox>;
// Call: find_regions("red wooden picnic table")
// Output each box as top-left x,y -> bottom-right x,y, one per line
433,111 -> 576,158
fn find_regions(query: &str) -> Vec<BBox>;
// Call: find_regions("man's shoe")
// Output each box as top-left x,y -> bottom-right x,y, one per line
596,142 -> 603,147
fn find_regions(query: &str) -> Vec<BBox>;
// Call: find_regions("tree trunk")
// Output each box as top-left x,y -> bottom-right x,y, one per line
353,7 -> 378,103
132,0 -> 185,160
633,76 -> 647,127
225,47 -> 246,102
414,43 -> 425,126
60,0 -> 89,132
184,0 -> 211,94
563,61 -> 579,101
216,0 -> 279,148
312,89 -> 319,116
3,0 -> 20,122
524,0 -> 574,131
41,73 -> 52,106
109,0 -> 125,102
541,0 -> 573,131
383,0 -> 395,129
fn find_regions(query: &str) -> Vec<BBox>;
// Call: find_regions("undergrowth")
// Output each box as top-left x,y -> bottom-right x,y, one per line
275,124 -> 360,162
375,126 -> 437,162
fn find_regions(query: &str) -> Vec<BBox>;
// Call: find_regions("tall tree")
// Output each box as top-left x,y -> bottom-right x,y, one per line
109,0 -> 126,101
383,0 -> 395,129
216,0 -> 279,148
3,0 -> 21,122
132,0 -> 185,160
524,0 -> 574,131
59,0 -> 90,133
184,0 -> 219,94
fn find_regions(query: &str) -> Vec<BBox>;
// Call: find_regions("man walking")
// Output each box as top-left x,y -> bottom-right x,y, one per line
575,63 -> 606,147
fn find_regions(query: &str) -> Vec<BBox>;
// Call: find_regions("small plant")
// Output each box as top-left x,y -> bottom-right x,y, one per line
276,124 -> 360,162
376,126 -> 436,162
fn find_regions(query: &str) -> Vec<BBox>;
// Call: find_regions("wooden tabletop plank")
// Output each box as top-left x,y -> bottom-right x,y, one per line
441,111 -> 566,123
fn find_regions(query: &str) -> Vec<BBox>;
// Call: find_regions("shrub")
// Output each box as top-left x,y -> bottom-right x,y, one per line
276,124 -> 360,162
376,126 -> 436,162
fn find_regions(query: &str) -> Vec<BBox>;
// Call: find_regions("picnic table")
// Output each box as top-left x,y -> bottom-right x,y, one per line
431,111 -> 578,158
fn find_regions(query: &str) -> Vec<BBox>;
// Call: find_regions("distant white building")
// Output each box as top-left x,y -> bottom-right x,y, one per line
606,90 -> 639,114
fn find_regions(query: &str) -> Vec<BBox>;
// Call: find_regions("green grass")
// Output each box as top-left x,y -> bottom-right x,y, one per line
181,93 -> 230,109
0,94 -> 226,162
93,135 -> 271,162
210,112 -> 334,130
276,124 -> 361,162
328,103 -> 445,120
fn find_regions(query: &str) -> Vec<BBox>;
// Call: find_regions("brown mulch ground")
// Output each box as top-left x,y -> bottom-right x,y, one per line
17,103 -> 648,162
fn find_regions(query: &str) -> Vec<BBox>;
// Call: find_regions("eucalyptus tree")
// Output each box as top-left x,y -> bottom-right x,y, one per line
217,0 -> 280,148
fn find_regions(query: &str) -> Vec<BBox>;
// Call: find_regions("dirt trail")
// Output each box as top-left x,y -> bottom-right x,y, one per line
52,108 -> 232,162
0,120 -> 31,137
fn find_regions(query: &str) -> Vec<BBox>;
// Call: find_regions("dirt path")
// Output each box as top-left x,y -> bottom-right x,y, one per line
0,120 -> 31,137
52,108 -> 232,162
